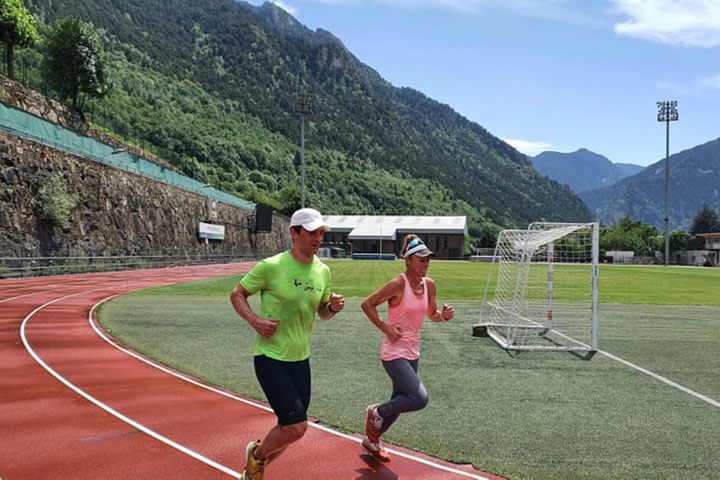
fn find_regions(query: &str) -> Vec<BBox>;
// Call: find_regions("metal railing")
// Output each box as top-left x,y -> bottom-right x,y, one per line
0,254 -> 260,279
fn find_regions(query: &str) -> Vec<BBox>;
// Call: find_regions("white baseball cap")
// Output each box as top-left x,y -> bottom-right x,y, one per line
290,208 -> 329,232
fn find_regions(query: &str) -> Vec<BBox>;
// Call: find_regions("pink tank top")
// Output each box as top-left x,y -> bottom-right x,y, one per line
380,273 -> 428,361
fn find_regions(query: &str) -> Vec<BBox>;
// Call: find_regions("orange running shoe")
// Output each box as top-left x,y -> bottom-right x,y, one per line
364,404 -> 383,443
361,436 -> 391,462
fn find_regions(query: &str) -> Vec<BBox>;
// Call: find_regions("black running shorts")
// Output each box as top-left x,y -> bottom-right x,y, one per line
253,355 -> 311,426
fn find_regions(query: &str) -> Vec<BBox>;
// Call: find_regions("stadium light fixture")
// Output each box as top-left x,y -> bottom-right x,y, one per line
657,100 -> 678,267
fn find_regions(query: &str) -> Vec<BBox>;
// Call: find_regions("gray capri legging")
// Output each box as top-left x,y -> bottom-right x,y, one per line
376,358 -> 429,434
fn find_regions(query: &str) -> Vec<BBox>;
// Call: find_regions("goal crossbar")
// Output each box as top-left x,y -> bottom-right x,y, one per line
508,224 -> 589,255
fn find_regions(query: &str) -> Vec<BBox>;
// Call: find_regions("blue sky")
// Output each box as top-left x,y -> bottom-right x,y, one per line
247,0 -> 720,167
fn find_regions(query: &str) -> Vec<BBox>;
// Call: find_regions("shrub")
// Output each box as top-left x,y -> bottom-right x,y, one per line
37,175 -> 76,225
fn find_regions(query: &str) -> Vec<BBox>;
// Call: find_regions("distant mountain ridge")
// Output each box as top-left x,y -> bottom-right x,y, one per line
581,137 -> 720,228
615,162 -> 644,178
531,149 -> 644,193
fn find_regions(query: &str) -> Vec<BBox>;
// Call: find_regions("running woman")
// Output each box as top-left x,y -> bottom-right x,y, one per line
360,234 -> 454,461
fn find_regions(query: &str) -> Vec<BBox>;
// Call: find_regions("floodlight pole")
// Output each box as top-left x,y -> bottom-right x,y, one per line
295,94 -> 312,208
657,100 -> 678,266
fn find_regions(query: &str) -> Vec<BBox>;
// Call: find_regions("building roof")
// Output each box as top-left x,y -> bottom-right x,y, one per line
697,232 -> 720,238
323,215 -> 468,240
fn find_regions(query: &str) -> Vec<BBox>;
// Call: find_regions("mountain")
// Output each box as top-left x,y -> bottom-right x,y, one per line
20,0 -> 590,240
249,2 -> 340,46
531,149 -> 644,193
615,162 -> 645,178
581,137 -> 720,228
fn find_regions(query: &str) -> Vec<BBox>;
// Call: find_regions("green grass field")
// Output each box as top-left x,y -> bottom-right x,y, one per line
99,261 -> 720,480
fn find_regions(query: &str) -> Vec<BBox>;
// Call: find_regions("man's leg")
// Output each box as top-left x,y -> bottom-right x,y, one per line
254,420 -> 308,461
249,356 -> 312,465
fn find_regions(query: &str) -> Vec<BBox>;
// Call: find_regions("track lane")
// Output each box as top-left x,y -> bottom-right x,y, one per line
3,284 -> 230,478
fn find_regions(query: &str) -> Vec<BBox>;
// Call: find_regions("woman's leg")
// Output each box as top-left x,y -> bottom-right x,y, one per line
377,358 -> 428,434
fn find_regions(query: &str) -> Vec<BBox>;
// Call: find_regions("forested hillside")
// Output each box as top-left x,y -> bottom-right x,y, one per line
581,137 -> 720,228
20,0 -> 590,242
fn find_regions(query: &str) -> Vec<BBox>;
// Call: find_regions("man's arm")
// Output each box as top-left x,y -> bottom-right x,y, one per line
318,292 -> 344,320
230,284 -> 279,337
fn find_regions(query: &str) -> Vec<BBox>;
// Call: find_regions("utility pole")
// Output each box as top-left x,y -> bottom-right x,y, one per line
295,94 -> 312,208
656,100 -> 678,266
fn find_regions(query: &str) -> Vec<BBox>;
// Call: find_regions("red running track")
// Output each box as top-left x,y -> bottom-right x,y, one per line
0,264 -> 502,480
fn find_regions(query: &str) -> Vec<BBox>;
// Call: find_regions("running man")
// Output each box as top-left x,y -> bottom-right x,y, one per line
230,207 -> 345,480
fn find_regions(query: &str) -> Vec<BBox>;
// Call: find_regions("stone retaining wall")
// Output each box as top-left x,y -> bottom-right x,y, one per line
0,76 -> 289,259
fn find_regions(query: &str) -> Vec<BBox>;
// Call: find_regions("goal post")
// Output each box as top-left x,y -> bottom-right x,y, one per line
475,222 -> 599,352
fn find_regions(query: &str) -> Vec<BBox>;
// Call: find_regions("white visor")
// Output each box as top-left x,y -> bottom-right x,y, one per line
404,242 -> 434,258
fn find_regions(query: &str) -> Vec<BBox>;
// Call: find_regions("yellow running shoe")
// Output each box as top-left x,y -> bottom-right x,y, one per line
241,440 -> 266,480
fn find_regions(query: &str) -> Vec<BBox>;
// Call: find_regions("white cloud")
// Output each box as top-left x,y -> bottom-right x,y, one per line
612,0 -> 720,47
502,138 -> 553,156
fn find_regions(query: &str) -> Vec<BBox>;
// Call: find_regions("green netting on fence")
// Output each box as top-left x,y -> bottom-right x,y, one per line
0,102 -> 255,211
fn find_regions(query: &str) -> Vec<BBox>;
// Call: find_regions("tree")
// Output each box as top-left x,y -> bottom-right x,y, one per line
43,17 -> 108,110
689,205 -> 720,235
469,222 -> 502,248
600,215 -> 659,256
0,0 -> 39,80
667,229 -> 695,251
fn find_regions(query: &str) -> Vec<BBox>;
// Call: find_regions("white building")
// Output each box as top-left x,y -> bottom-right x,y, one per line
322,215 -> 468,259
696,232 -> 720,266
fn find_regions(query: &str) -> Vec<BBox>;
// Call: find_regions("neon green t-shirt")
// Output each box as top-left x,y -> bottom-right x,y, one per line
239,251 -> 332,361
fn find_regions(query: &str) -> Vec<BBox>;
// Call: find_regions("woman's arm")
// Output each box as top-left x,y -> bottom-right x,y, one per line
361,276 -> 404,341
426,278 -> 454,323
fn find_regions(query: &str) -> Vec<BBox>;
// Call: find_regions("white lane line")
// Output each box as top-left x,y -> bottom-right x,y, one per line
90,295 -> 490,480
310,420 -> 490,479
20,288 -> 243,479
550,335 -> 720,409
490,310 -> 720,411
1,287 -> 66,303
598,349 -> 720,409
1,281 -> 102,303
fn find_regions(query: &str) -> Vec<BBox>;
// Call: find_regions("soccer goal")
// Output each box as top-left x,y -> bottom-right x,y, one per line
475,222 -> 599,352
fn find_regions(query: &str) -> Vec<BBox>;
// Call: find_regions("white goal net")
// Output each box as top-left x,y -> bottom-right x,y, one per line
477,222 -> 599,352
